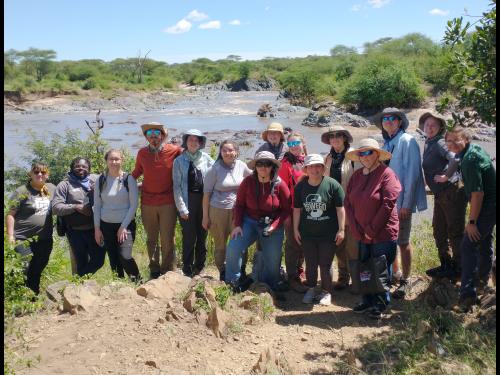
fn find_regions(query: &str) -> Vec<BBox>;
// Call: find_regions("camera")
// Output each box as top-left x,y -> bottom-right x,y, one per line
258,216 -> 272,237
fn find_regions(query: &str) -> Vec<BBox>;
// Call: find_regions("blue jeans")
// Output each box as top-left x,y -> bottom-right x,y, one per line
358,240 -> 397,309
460,204 -> 496,299
225,216 -> 284,290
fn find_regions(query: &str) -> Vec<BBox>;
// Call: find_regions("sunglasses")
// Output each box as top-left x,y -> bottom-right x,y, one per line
382,115 -> 399,122
32,170 -> 48,175
145,129 -> 162,137
287,140 -> 301,147
357,150 -> 375,157
255,160 -> 273,168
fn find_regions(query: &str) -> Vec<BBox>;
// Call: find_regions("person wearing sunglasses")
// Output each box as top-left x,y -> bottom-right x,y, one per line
444,127 -> 496,312
256,122 -> 289,161
6,162 -> 57,295
225,151 -> 291,293
293,154 -> 346,306
173,129 -> 215,277
418,112 -> 465,282
344,139 -> 402,319
278,132 -> 308,293
53,157 -> 105,276
131,122 -> 182,279
321,125 -> 359,291
377,108 -> 427,300
202,140 -> 252,281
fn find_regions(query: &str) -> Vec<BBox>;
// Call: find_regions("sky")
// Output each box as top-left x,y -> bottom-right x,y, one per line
4,0 -> 493,64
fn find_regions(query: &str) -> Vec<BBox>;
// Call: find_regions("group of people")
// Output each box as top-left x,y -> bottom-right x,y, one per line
6,107 -> 496,318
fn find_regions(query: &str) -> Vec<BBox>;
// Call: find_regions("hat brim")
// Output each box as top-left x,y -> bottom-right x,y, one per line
418,112 -> 447,132
320,130 -> 353,144
345,147 -> 392,162
261,130 -> 285,142
376,111 -> 409,131
248,157 -> 281,170
302,162 -> 325,170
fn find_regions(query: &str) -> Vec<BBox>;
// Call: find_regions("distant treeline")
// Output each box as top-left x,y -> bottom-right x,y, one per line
4,33 -> 464,110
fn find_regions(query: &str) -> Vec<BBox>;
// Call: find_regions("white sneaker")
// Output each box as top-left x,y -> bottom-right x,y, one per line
316,291 -> 332,306
302,288 -> 316,304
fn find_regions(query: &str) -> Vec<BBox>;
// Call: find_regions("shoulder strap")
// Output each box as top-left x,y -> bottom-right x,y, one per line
98,174 -> 106,198
123,173 -> 130,192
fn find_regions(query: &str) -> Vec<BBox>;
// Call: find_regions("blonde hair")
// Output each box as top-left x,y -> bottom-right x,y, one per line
446,126 -> 473,143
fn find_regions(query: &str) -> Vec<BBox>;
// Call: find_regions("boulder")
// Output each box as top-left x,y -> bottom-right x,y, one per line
183,291 -> 198,313
136,271 -> 191,300
252,346 -> 296,375
46,280 -> 70,303
239,295 -> 256,310
62,284 -> 99,314
206,306 -> 228,338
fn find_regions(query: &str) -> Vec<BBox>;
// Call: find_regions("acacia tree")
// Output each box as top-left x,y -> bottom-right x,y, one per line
17,48 -> 57,81
442,1 -> 496,125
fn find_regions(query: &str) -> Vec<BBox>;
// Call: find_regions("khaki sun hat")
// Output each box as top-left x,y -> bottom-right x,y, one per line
261,122 -> 285,141
375,108 -> 409,131
345,138 -> 392,162
320,125 -> 354,145
247,151 -> 281,169
141,122 -> 168,137
418,111 -> 447,132
302,154 -> 325,169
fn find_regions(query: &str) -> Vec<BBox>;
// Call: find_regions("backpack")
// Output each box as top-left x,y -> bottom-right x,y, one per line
98,173 -> 130,197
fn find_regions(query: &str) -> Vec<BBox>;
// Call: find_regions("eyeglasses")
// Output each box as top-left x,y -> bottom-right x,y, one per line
32,170 -> 48,175
329,133 -> 345,139
145,129 -> 162,137
287,140 -> 301,147
382,115 -> 399,122
357,150 -> 375,157
255,160 -> 273,168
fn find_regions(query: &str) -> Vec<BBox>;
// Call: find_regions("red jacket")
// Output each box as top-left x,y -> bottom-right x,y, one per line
344,165 -> 401,243
278,154 -> 304,206
131,144 -> 182,205
233,174 -> 291,231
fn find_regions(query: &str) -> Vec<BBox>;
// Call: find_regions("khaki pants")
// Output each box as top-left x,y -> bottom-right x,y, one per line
336,226 -> 358,281
141,204 -> 178,274
208,206 -> 233,272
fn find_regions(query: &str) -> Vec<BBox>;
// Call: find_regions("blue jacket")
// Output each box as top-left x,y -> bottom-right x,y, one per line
383,130 -> 427,212
173,151 -> 214,216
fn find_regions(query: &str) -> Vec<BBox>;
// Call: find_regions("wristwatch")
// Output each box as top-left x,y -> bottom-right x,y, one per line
469,219 -> 476,225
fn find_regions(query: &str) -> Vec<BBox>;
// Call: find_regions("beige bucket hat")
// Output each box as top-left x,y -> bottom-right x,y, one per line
346,138 -> 392,162
141,122 -> 168,137
261,122 -> 285,141
320,125 -> 354,144
247,151 -> 281,169
418,111 -> 447,132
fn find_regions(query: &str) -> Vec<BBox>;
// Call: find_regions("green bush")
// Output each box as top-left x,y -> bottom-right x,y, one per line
339,56 -> 425,110
81,78 -> 96,90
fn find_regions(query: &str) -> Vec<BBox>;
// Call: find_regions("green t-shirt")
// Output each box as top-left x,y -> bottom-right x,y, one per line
294,176 -> 344,240
461,144 -> 496,206
9,183 -> 57,240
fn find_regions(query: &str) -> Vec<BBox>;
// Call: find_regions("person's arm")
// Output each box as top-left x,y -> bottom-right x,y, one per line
343,178 -> 363,241
465,191 -> 484,242
232,177 -> 249,228
172,157 -> 189,218
434,139 -> 459,183
121,175 -> 139,230
293,207 -> 302,245
202,193 -> 211,230
202,165 -> 217,230
335,206 -> 345,246
400,138 -> 422,217
52,182 -> 79,216
5,209 -> 16,244
268,181 -> 291,232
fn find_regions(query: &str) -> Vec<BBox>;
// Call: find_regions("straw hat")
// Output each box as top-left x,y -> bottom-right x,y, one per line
320,125 -> 353,144
247,151 -> 281,169
181,129 -> 207,149
261,122 -> 285,141
141,122 -> 167,137
375,108 -> 409,131
302,154 -> 325,169
345,138 -> 392,162
418,111 -> 447,132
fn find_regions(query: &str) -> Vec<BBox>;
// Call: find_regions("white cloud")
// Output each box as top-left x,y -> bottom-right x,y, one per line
367,0 -> 390,8
199,21 -> 221,30
186,9 -> 209,22
429,8 -> 449,16
164,19 -> 192,34
351,4 -> 362,11
229,19 -> 241,25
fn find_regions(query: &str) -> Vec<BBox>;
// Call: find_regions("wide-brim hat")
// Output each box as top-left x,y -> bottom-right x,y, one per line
181,129 -> 207,149
247,151 -> 281,169
375,108 -> 409,131
141,122 -> 168,137
321,125 -> 353,144
302,154 -> 325,169
346,138 -> 392,162
418,111 -> 447,133
261,122 -> 285,141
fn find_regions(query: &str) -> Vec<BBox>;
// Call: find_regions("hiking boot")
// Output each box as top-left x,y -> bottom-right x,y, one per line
274,280 -> 290,293
368,307 -> 382,320
426,265 -> 445,277
315,291 -> 332,306
353,302 -> 372,314
391,270 -> 402,284
453,295 -> 479,313
150,271 -> 161,280
333,277 -> 350,291
302,288 -> 317,304
219,268 -> 226,282
436,267 -> 461,282
289,277 -> 308,293
392,278 -> 409,299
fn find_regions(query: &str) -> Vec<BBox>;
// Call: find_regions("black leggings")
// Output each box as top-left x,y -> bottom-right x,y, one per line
16,237 -> 53,294
100,220 -> 140,280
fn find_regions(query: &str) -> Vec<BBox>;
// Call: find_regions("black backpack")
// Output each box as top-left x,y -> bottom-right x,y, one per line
98,173 -> 130,197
